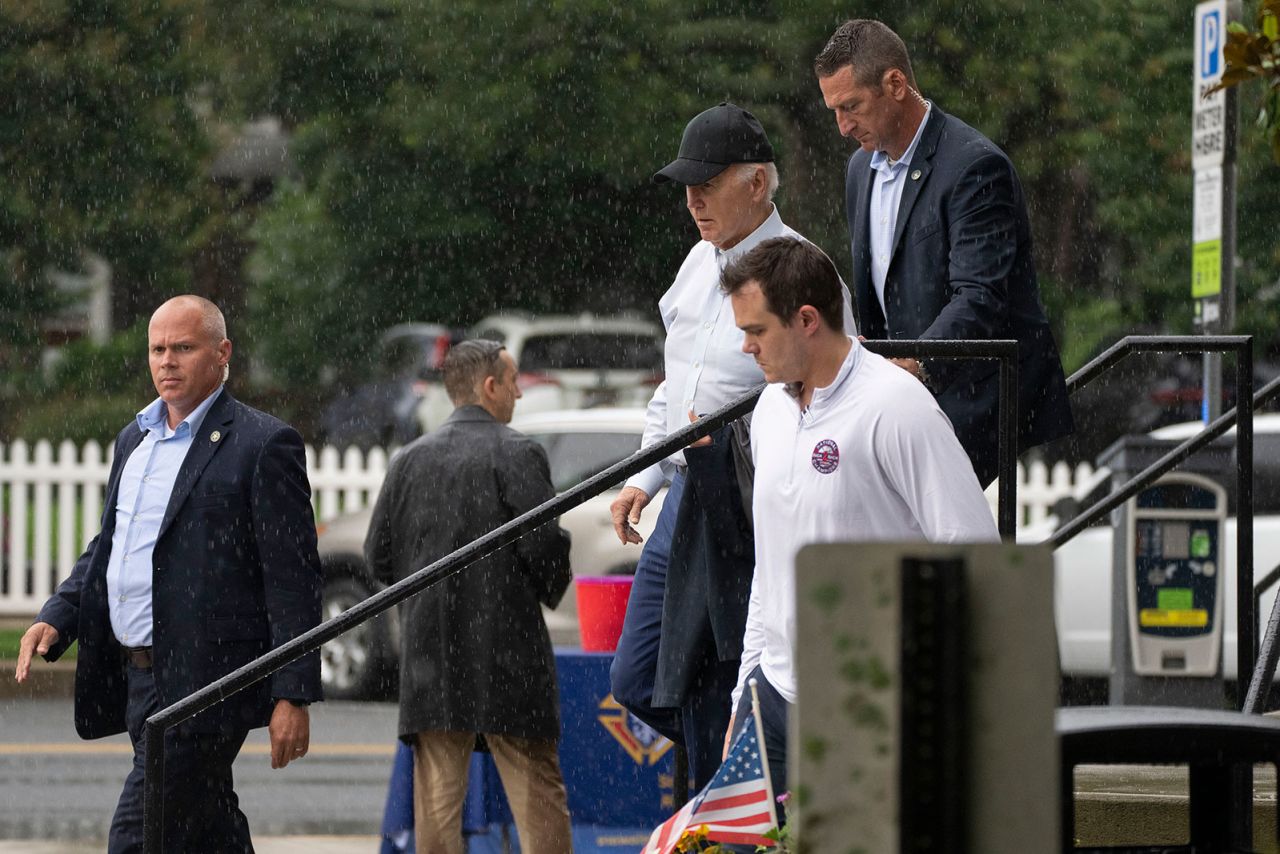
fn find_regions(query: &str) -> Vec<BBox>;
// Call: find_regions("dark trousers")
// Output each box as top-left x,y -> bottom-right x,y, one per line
108,662 -> 253,854
608,474 -> 741,790
609,472 -> 684,747
730,665 -> 789,816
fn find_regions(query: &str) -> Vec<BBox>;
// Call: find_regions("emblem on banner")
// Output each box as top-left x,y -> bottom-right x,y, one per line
598,694 -> 674,765
811,438 -> 840,474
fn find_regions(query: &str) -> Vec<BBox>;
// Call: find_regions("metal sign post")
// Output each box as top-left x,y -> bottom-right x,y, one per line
1192,0 -> 1240,419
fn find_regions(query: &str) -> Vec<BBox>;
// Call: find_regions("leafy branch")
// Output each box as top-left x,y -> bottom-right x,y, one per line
1210,0 -> 1280,161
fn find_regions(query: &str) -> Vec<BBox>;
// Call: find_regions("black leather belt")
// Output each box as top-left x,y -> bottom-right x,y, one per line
122,646 -> 153,669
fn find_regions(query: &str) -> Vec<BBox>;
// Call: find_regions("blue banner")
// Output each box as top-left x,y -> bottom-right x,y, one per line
381,650 -> 683,853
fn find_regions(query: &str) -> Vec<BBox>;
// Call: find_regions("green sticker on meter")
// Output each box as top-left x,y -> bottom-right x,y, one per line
1190,529 -> 1211,558
1158,588 -> 1194,611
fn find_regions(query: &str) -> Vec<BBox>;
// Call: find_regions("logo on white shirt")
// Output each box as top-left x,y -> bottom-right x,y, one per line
811,439 -> 840,474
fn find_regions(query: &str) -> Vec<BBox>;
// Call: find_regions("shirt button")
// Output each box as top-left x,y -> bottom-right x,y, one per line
881,217 -> 888,225
119,595 -> 127,603
693,361 -> 700,369
704,322 -> 713,330
880,255 -> 888,264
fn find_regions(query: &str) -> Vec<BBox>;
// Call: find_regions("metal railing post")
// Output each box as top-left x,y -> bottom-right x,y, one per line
998,347 -> 1019,535
143,720 -> 164,853
864,339 -> 1019,539
1236,344 -> 1255,710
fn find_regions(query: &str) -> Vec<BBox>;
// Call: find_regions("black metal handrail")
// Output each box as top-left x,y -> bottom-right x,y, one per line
141,338 -> 1019,852
1251,558 -> 1280,705
1050,335 -> 1255,709
1241,376 -> 1280,714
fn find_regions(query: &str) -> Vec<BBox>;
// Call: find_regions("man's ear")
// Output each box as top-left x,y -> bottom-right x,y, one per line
749,164 -> 768,202
883,68 -> 909,100
798,305 -> 822,334
480,374 -> 498,400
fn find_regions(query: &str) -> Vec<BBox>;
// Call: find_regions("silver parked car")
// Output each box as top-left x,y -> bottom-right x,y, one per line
316,408 -> 668,699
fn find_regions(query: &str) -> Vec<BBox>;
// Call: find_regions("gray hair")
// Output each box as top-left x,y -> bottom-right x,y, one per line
731,162 -> 780,202
443,339 -> 507,405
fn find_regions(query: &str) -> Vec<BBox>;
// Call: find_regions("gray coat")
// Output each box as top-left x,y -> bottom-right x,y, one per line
365,405 -> 572,742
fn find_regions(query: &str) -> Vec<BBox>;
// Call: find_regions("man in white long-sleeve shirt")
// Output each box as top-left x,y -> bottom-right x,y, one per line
607,103 -> 855,787
719,235 -> 998,797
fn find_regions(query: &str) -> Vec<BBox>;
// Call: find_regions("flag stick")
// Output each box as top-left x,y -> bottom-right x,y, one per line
748,678 -> 780,830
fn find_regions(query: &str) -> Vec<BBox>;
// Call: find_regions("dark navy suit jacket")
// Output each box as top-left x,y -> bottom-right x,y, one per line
845,106 -> 1073,483
38,390 -> 323,738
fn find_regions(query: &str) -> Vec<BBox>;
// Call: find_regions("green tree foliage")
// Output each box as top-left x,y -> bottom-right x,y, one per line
5,0 -> 1278,437
239,0 -> 1280,397
1216,0 -> 1280,161
0,0 -> 212,411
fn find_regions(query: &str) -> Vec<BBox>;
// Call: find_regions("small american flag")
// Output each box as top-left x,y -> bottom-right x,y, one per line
640,701 -> 778,853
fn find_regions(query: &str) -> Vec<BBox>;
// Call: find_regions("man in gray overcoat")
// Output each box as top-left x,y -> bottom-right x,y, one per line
365,339 -> 573,854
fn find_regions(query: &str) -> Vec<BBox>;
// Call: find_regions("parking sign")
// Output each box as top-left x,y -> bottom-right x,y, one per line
1193,0 -> 1227,169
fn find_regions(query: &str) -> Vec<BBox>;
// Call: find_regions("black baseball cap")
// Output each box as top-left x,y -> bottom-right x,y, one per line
653,102 -> 775,185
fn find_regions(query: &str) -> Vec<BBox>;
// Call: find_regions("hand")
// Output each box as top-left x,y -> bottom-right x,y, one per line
722,714 -> 736,761
890,357 -> 925,383
687,410 -> 711,448
610,486 -> 650,545
269,700 -> 310,769
15,622 -> 59,683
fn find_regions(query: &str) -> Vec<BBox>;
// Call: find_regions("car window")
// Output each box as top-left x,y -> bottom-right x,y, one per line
524,431 -> 642,492
519,333 -> 663,372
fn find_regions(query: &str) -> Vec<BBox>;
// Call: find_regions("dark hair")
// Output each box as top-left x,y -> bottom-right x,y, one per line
814,19 -> 915,88
443,339 -> 507,405
720,237 -> 845,332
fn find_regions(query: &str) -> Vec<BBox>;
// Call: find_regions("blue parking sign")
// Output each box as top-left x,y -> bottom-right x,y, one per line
1200,10 -> 1221,79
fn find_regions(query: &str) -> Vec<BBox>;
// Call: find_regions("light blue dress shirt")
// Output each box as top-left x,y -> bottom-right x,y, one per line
869,103 -> 932,312
106,386 -> 224,647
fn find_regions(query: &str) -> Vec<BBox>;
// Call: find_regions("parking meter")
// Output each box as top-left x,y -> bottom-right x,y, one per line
1099,435 -> 1233,707
1124,473 -> 1226,677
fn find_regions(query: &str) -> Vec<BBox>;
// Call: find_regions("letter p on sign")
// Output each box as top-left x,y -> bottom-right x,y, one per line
1201,10 -> 1220,78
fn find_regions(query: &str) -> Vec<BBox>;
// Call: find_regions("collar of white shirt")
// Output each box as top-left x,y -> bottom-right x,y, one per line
713,203 -> 783,269
869,102 -> 932,175
135,385 -> 225,440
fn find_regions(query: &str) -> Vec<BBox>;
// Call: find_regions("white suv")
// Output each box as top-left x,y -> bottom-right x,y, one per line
1036,414 -> 1280,685
469,312 -> 664,417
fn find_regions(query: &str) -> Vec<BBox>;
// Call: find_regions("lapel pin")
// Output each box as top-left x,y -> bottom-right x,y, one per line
911,169 -> 922,180
210,430 -> 222,443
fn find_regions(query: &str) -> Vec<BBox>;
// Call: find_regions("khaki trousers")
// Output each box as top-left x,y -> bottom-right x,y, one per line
412,730 -> 572,854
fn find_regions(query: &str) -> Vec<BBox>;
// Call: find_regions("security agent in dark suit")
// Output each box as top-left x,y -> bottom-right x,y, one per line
15,295 -> 322,853
815,19 -> 1073,484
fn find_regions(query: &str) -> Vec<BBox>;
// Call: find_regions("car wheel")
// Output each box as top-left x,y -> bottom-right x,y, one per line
320,577 -> 394,701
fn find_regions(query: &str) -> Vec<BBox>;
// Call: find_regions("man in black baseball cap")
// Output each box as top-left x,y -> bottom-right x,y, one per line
652,102 -> 775,185
608,102 -> 856,788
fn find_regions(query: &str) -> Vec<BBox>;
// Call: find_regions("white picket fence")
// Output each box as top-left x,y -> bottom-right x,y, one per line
0,438 -> 1097,616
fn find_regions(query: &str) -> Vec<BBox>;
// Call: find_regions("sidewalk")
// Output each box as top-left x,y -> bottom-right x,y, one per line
0,838 -> 380,853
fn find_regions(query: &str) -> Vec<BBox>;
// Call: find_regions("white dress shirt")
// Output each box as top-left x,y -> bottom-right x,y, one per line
106,386 -> 223,647
627,206 -> 857,498
732,339 -> 997,708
